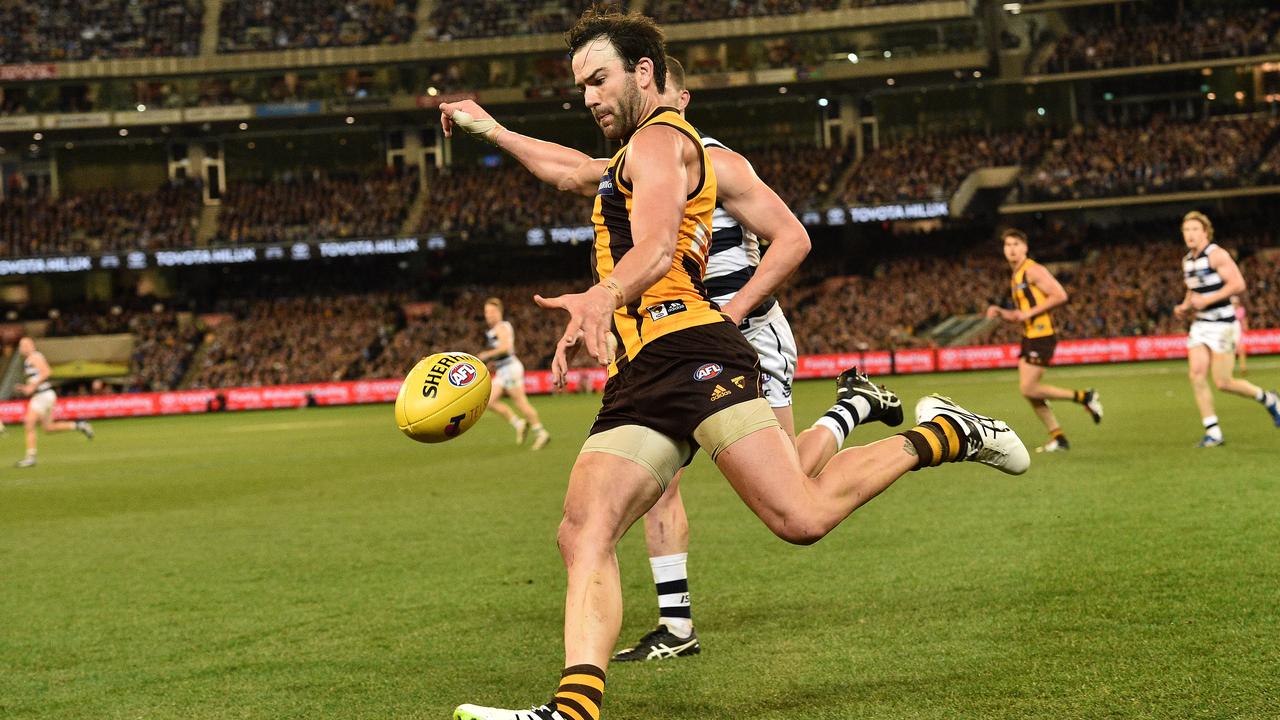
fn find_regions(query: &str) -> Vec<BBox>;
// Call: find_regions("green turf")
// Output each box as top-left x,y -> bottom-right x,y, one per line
3,359 -> 1279,720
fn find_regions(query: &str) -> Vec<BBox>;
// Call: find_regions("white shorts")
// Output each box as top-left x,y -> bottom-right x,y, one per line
740,303 -> 798,409
29,389 -> 57,418
1187,320 -> 1240,355
493,358 -> 526,392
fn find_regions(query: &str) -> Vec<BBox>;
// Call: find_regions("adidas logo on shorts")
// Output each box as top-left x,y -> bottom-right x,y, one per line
710,384 -> 732,401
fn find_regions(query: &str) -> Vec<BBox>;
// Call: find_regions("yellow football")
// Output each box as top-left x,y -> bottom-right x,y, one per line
395,352 -> 491,443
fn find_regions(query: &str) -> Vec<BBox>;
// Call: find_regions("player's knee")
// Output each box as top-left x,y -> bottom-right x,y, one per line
1019,381 -> 1038,399
1212,374 -> 1232,391
556,512 -> 609,562
768,513 -> 828,546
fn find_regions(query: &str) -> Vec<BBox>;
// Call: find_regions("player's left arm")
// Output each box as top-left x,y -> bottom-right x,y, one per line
1020,264 -> 1069,320
710,146 -> 811,324
536,125 -> 688,366
1190,247 -> 1246,309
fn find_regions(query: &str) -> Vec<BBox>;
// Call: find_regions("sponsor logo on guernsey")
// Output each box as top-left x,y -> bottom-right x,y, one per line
448,362 -> 479,388
597,173 -> 615,196
694,363 -> 723,382
647,300 -> 687,321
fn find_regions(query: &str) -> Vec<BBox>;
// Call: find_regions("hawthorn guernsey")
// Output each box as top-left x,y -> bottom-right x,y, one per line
396,352 -> 492,443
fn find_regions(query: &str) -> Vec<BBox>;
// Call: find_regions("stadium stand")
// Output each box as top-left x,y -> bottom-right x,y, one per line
0,0 -> 204,63
1042,3 -> 1280,74
835,131 -> 1047,206
218,0 -> 417,52
215,168 -> 419,244
1019,115 -> 1280,202
0,181 -> 202,258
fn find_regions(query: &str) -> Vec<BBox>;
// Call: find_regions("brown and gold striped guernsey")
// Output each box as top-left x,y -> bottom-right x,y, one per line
1010,258 -> 1055,339
591,106 -> 724,377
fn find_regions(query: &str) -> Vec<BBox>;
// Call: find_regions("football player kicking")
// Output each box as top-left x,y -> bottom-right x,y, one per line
443,57 -> 903,661
441,8 -> 1028,720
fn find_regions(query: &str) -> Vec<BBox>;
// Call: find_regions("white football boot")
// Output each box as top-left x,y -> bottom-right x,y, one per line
914,395 -> 1030,475
454,704 -> 568,720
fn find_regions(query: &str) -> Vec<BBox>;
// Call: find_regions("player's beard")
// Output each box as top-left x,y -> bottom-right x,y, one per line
602,75 -> 644,140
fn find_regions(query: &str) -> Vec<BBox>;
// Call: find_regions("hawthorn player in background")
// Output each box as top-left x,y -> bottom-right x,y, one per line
14,336 -> 94,468
1174,212 -> 1280,446
987,228 -> 1102,452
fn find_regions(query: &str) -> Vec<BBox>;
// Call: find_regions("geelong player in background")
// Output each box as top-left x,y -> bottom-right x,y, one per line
1174,212 -> 1280,446
986,229 -> 1102,453
475,298 -> 551,450
14,337 -> 94,468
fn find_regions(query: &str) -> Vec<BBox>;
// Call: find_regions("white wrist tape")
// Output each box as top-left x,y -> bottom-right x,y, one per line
451,110 -> 502,143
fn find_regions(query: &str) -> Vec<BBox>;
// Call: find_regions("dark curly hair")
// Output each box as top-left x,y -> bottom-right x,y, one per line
565,5 -> 667,94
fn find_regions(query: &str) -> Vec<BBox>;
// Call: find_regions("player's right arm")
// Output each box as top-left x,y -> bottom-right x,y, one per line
709,146 -> 811,324
440,100 -> 605,197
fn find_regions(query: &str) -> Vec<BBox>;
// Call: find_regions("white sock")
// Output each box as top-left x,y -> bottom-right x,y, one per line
813,396 -> 872,447
509,416 -> 525,428
1254,389 -> 1265,402
650,553 -> 692,638
1202,416 -> 1223,440
531,423 -> 545,432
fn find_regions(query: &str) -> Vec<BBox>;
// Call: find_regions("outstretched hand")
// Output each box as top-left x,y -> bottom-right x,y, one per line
535,286 -> 617,378
439,100 -> 503,144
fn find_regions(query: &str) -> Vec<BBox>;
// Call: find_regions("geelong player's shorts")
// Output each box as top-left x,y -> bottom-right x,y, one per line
590,321 -> 764,449
492,358 -> 525,392
1187,320 -> 1240,355
1019,335 -> 1058,366
740,302 -> 797,409
29,389 -> 57,417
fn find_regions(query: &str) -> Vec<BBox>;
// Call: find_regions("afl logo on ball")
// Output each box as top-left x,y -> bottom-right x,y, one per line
448,362 -> 478,387
693,363 -> 723,382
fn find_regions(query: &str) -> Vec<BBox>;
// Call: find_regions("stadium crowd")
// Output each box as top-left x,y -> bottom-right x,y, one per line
0,0 -> 203,64
187,294 -> 394,388
215,168 -> 418,244
0,181 -> 201,258
1042,4 -> 1280,74
218,0 -> 417,52
836,131 -> 1046,206
417,165 -> 591,239
1018,116 -> 1279,202
22,219 -> 1280,393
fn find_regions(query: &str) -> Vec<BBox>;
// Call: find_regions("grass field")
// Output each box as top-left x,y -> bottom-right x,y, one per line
3,359 -> 1279,720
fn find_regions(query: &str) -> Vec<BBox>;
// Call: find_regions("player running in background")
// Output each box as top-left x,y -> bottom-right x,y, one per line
986,229 -> 1102,452
444,9 -> 1028,720
1174,212 -> 1280,446
14,336 -> 93,468
442,57 -> 903,663
475,298 -> 550,450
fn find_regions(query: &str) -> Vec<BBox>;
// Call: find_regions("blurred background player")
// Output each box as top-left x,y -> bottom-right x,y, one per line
475,298 -> 550,450
14,337 -> 94,468
987,229 -> 1102,452
441,59 -> 903,664
1174,212 -> 1280,446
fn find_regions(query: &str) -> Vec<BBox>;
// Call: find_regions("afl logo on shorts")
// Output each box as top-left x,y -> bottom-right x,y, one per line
448,362 -> 479,387
693,363 -> 723,382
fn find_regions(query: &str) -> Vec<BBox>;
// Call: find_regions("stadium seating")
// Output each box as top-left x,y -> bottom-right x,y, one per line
218,0 -> 417,52
0,0 -> 203,64
215,168 -> 419,244
1042,4 -> 1280,74
0,182 -> 202,258
1018,116 -> 1280,202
